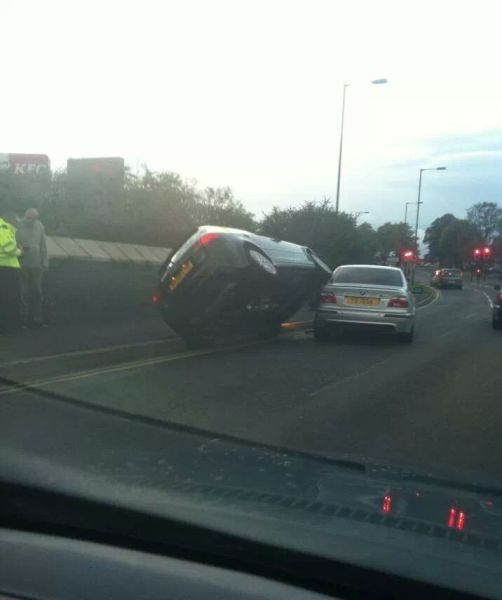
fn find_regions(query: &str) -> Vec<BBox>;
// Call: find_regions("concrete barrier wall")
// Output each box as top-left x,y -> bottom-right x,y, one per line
44,237 -> 171,325
47,236 -> 171,265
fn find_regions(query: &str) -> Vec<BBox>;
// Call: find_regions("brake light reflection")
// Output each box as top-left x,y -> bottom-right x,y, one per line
448,507 -> 466,531
319,292 -> 337,304
388,297 -> 409,308
382,494 -> 392,514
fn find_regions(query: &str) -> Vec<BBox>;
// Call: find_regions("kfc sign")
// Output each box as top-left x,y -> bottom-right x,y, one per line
0,153 -> 50,175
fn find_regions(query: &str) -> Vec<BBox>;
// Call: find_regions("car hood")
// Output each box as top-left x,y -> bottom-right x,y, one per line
2,388 -> 502,596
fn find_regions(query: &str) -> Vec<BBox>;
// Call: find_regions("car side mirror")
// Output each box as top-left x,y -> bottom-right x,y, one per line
494,285 -> 501,291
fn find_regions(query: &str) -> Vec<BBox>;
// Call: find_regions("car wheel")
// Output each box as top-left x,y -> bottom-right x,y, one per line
246,246 -> 278,277
314,325 -> 331,342
492,318 -> 502,330
398,327 -> 414,343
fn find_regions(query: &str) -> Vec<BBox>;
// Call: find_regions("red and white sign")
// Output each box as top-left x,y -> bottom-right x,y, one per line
0,153 -> 50,175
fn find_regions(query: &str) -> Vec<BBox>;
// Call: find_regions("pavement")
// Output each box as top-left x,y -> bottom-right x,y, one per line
2,274 -> 502,489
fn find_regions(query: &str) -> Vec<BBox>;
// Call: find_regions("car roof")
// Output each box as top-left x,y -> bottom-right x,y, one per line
335,264 -> 403,272
198,225 -> 250,235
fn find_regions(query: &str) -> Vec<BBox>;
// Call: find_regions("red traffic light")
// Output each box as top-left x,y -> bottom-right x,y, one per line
402,250 -> 414,261
484,246 -> 491,255
474,248 -> 481,256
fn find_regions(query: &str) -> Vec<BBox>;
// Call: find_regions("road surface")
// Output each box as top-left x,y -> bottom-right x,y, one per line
1,277 -> 501,489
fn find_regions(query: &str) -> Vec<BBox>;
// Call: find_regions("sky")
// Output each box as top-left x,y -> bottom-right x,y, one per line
2,0 -> 502,234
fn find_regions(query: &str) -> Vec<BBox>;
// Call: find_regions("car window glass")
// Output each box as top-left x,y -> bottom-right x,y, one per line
331,267 -> 403,286
169,231 -> 200,265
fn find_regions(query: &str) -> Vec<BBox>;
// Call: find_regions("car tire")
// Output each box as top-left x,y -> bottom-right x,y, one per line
245,245 -> 277,277
314,325 -> 331,342
398,327 -> 414,343
492,318 -> 502,330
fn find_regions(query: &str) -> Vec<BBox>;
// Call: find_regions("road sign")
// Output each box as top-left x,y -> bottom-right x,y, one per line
0,153 -> 50,175
67,157 -> 124,181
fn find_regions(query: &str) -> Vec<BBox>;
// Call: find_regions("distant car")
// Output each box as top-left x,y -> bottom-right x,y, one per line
487,267 -> 502,278
314,264 -> 415,343
492,284 -> 502,330
431,268 -> 463,289
155,226 -> 331,347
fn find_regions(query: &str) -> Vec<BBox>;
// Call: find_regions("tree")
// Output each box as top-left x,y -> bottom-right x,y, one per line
376,222 -> 416,264
0,169 -> 51,216
438,219 -> 481,267
191,187 -> 255,231
467,202 -> 502,242
260,200 -> 374,268
354,221 -> 378,263
3,166 -> 256,248
424,214 -> 457,262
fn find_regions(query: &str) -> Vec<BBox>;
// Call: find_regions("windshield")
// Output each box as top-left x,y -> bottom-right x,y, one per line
331,266 -> 403,286
2,1 -> 502,597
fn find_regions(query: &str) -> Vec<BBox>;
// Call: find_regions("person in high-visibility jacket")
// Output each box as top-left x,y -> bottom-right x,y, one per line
0,213 -> 21,333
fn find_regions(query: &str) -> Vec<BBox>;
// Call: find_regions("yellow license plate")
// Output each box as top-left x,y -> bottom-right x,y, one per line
345,296 -> 380,306
169,260 -> 193,291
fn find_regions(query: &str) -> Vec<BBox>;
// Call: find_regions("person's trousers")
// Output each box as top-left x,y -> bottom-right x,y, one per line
0,266 -> 20,331
20,267 -> 44,325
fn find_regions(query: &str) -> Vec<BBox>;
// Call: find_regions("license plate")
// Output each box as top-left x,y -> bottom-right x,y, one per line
345,296 -> 380,306
169,260 -> 193,291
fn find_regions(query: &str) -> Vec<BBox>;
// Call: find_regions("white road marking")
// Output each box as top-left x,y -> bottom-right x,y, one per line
477,290 -> 494,309
437,330 -> 454,339
308,357 -> 390,398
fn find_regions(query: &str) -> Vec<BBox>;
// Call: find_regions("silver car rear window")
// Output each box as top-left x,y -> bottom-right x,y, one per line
332,267 -> 403,287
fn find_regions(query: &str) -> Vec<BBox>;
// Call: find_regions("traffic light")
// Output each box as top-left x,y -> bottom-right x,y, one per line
474,248 -> 481,257
402,249 -> 414,261
484,246 -> 491,256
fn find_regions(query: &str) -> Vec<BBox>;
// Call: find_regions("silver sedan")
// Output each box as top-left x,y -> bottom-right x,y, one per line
314,264 -> 416,343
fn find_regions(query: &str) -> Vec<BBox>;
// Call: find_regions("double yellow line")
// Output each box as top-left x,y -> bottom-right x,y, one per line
0,337 -> 272,398
416,285 -> 442,309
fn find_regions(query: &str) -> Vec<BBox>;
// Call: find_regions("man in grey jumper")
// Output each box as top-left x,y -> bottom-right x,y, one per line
16,208 -> 48,327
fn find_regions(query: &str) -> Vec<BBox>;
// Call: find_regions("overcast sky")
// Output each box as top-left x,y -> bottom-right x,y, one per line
2,0 -> 502,232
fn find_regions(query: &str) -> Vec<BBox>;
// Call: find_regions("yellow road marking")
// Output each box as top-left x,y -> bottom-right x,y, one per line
0,337 -> 178,368
0,338 -> 272,398
417,286 -> 441,309
2,321 -> 310,369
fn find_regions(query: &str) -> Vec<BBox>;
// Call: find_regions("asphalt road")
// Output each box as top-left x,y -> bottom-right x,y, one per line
2,277 -> 502,489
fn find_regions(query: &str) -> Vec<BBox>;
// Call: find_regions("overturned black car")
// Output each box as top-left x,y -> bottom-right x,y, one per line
155,226 -> 331,347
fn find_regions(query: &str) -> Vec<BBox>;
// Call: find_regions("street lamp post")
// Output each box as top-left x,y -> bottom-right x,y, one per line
404,202 -> 414,225
414,166 -> 447,245
352,210 -> 369,223
335,78 -> 388,214
412,166 -> 446,283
